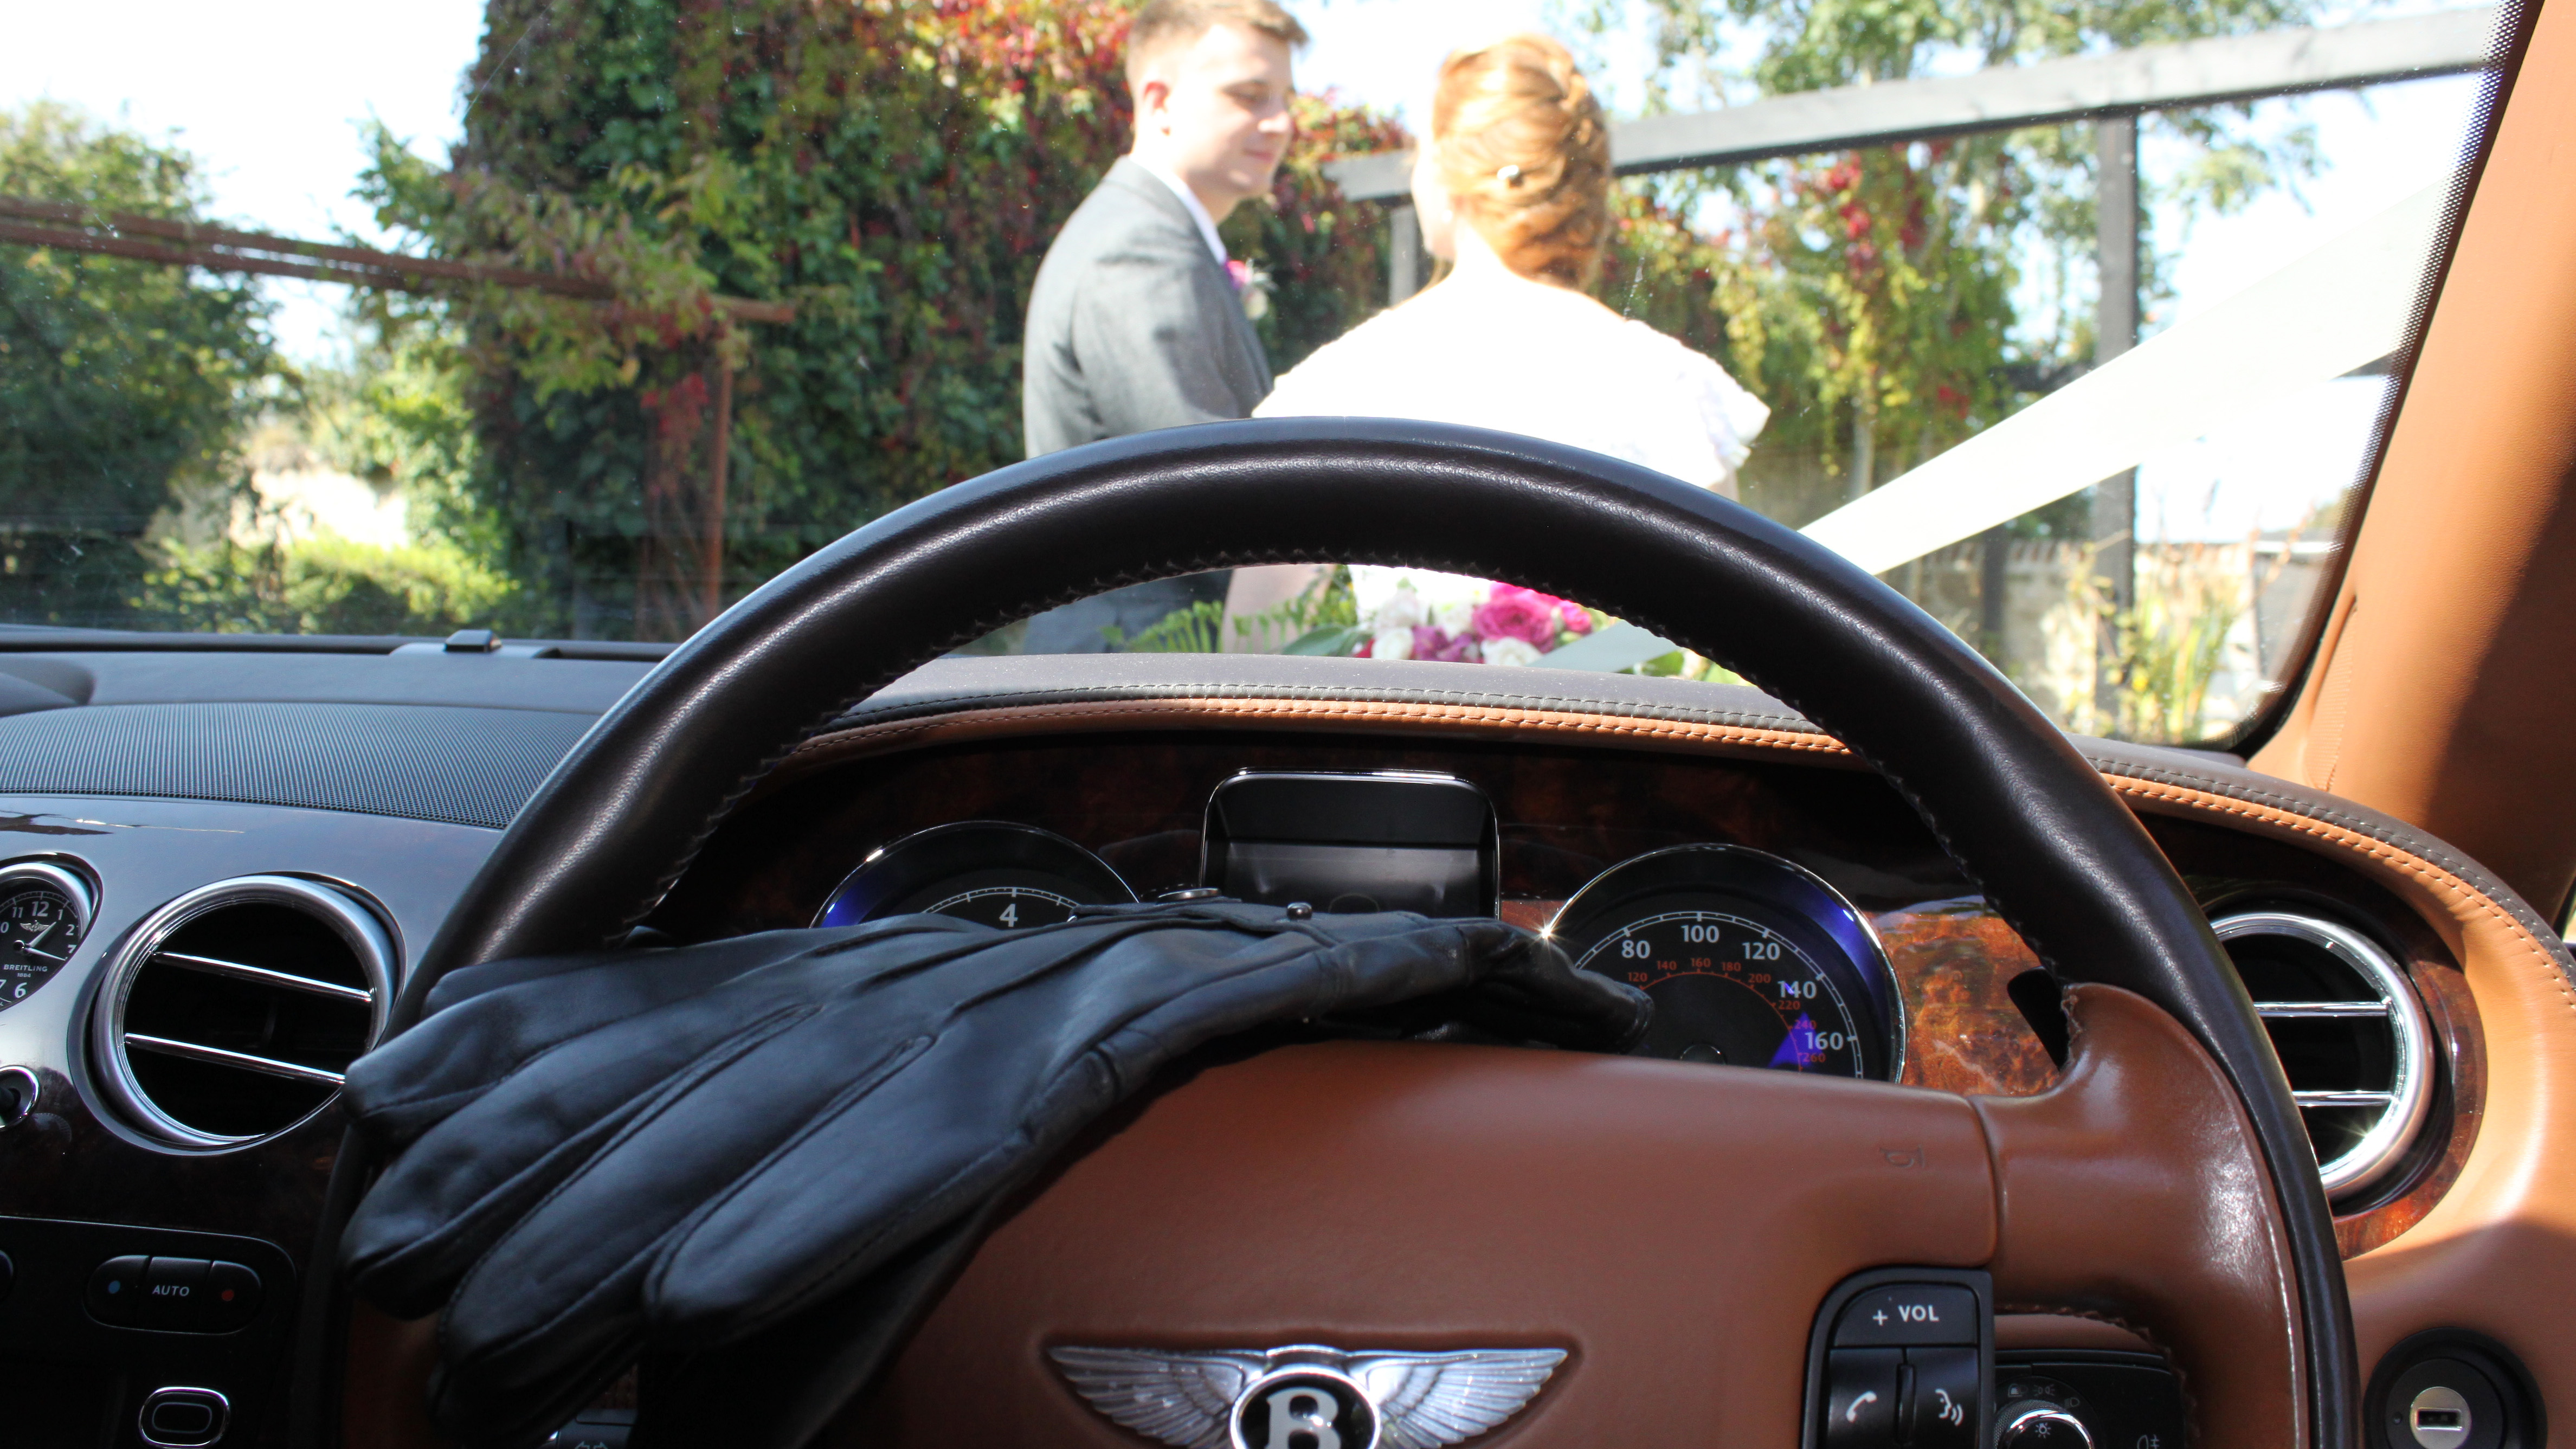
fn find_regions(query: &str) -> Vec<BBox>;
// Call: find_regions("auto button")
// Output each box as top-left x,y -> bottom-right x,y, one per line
141,1257 -> 209,1329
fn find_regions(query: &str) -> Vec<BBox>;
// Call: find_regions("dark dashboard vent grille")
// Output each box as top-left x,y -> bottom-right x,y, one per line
95,877 -> 392,1147
2213,909 -> 2435,1201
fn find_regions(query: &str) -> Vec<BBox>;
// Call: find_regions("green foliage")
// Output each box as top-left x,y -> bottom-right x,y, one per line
0,101 -> 281,625
1244,564 -> 1360,654
1100,596 -> 1227,652
1559,0 -> 2330,530
360,0 -> 1405,641
138,532 -> 518,636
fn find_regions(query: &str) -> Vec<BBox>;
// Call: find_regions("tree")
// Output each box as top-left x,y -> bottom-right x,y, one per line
1560,0 -> 2327,525
361,0 -> 1407,641
0,102 -> 281,626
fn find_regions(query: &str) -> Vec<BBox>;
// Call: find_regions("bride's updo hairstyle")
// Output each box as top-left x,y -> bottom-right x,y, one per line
1431,34 -> 1613,288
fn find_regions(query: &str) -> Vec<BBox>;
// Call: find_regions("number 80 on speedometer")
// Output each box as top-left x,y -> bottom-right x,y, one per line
1551,846 -> 1904,1081
1577,910 -> 1870,1074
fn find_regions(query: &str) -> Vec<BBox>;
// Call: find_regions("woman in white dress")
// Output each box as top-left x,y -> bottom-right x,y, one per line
1231,33 -> 1769,657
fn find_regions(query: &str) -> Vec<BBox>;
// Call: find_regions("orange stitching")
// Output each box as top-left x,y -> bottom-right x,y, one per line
788,696 -> 1858,758
2104,777 -> 2576,1018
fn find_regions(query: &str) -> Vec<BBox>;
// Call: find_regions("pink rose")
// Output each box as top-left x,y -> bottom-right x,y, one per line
1558,597 -> 1593,635
1411,626 -> 1480,663
1473,585 -> 1570,649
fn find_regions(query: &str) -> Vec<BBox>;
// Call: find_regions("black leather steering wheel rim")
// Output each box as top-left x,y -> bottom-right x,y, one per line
387,417 -> 2354,1447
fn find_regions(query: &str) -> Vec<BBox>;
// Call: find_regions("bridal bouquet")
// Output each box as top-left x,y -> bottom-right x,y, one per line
1353,579 -> 1595,666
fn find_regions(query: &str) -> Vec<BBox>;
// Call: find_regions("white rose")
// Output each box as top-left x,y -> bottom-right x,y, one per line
1480,635 -> 1543,667
1372,584 -> 1425,632
1432,600 -> 1476,636
1370,628 -> 1417,661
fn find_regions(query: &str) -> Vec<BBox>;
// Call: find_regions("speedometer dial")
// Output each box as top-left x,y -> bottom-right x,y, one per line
1553,845 -> 1902,1080
815,821 -> 1135,930
1576,909 -> 1869,1073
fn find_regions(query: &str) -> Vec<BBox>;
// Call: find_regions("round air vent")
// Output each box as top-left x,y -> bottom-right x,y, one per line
93,876 -> 392,1148
2213,909 -> 2435,1201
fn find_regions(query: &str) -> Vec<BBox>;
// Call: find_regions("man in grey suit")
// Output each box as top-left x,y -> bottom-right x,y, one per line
1017,0 -> 1305,651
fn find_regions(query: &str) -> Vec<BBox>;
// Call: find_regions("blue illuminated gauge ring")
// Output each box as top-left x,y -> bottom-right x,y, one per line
1548,845 -> 1904,1081
813,821 -> 1137,931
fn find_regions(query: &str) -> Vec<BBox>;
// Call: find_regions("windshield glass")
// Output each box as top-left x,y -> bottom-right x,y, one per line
0,0 -> 2498,745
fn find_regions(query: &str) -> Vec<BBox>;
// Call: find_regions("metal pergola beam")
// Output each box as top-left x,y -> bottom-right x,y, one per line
1324,7 -> 2497,201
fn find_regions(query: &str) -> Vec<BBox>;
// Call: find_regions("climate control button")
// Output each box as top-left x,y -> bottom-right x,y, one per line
86,1254 -> 149,1326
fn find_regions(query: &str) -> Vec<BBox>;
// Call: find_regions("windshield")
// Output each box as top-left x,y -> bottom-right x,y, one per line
0,0 -> 2500,746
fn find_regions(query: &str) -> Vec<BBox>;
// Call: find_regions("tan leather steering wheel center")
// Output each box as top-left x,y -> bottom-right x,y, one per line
846,986 -> 2295,1447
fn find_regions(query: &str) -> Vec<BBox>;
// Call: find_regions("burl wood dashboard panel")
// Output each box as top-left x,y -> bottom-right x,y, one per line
659,730 -> 2480,1255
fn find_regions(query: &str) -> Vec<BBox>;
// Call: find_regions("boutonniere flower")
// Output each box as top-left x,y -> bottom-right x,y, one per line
1227,257 -> 1273,321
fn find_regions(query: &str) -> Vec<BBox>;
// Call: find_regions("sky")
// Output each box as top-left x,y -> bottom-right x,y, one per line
0,0 -> 2497,540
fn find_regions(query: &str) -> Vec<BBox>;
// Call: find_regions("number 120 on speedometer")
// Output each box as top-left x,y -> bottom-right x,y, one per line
1577,910 -> 1869,1074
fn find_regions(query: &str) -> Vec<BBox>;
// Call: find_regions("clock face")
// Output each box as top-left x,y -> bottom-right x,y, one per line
0,878 -> 83,1011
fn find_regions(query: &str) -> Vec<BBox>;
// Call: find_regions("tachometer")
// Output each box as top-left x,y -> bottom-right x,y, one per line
1551,846 -> 1901,1079
815,821 -> 1135,930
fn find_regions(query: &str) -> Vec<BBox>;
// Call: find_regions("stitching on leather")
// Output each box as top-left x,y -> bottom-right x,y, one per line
2105,777 -> 2576,1017
826,678 -> 1820,736
791,696 -> 1856,758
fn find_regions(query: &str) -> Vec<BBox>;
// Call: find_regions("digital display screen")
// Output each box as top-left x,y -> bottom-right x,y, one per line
1202,772 -> 1497,917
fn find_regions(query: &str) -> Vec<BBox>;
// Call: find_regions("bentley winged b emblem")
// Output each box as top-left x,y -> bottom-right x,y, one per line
1049,1342 -> 1567,1449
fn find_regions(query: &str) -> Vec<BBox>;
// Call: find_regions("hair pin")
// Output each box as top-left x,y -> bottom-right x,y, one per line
1496,164 -> 1524,186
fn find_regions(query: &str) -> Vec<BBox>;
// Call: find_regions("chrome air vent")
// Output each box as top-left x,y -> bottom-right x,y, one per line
94,877 -> 392,1148
2213,909 -> 2434,1201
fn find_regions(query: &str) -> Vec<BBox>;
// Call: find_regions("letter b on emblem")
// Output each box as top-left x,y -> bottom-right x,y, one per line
1265,1386 -> 1341,1449
1234,1371 -> 1373,1449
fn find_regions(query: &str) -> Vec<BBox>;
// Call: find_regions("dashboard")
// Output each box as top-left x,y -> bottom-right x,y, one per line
0,647 -> 2522,1445
659,690 -> 2478,1253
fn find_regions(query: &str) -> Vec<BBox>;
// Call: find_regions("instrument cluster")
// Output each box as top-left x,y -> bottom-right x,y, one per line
814,769 -> 1904,1082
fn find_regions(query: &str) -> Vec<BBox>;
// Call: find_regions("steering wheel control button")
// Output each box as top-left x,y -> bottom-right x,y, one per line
1904,1347 -> 1981,1449
87,1254 -> 149,1325
202,1260 -> 262,1331
1999,1401 -> 2097,1449
137,1386 -> 229,1448
140,1255 -> 210,1329
1834,1284 -> 1979,1346
1811,1269 -> 1992,1449
1824,1349 -> 1903,1449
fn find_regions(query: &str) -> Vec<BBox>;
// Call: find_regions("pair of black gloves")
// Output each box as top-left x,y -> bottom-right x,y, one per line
338,901 -> 1651,1446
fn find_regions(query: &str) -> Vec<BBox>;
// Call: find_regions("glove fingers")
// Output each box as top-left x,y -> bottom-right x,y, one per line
646,918 -> 1514,1337
343,919 -> 994,1300
344,997 -> 825,1311
450,924 -> 1182,1355
347,933 -> 808,1149
435,1027 -> 937,1390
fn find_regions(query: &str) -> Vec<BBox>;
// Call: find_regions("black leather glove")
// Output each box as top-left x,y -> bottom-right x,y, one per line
340,902 -> 1647,1444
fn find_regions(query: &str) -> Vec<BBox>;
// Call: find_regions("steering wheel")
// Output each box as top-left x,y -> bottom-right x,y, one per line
360,418 -> 2352,1449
